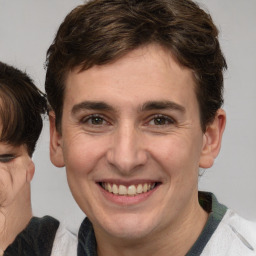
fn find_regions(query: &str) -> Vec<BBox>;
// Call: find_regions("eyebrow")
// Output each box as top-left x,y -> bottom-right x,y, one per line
140,101 -> 185,113
71,101 -> 115,115
71,100 -> 185,115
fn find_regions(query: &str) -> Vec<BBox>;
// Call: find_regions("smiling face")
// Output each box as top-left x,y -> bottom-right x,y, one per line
50,44 -> 225,243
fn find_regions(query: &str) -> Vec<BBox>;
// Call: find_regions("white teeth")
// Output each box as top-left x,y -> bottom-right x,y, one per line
119,185 -> 127,195
112,184 -> 118,194
107,183 -> 112,193
136,184 -> 143,194
127,185 -> 136,196
101,182 -> 156,196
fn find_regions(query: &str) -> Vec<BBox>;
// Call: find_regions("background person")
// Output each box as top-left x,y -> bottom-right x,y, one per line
0,62 -> 76,256
45,0 -> 256,255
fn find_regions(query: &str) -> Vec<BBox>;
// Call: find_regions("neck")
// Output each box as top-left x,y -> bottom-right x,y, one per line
0,185 -> 32,251
96,191 -> 208,256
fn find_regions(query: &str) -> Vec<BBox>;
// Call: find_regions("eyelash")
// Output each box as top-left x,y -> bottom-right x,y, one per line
0,154 -> 16,163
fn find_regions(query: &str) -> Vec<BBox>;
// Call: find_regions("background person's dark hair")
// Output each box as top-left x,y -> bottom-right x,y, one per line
45,0 -> 227,133
0,62 -> 47,156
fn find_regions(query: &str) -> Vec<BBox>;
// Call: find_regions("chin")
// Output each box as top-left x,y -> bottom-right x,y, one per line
107,225 -> 152,241
97,212 -> 157,241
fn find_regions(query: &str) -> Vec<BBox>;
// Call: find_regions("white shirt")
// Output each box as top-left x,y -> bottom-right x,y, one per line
51,223 -> 78,256
201,209 -> 256,256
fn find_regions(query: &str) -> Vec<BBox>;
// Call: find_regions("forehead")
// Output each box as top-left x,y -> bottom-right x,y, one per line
64,44 -> 198,111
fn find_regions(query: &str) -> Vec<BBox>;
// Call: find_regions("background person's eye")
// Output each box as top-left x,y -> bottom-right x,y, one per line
0,154 -> 16,163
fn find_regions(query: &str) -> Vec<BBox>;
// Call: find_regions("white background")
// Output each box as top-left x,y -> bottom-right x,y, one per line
0,0 -> 255,231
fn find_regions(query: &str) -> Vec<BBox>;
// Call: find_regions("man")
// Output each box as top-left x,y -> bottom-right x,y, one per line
45,0 -> 256,255
0,62 -> 77,256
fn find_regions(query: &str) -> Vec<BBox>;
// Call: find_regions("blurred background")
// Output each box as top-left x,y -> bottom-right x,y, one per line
0,0 -> 255,232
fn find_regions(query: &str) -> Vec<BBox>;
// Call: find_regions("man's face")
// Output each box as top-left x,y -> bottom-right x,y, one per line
51,44 -> 211,240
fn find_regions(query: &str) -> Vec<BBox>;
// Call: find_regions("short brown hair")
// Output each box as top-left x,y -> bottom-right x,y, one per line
0,62 -> 47,156
45,0 -> 227,132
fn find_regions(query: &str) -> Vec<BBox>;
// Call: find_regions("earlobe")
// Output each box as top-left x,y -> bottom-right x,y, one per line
199,109 -> 226,168
49,111 -> 65,167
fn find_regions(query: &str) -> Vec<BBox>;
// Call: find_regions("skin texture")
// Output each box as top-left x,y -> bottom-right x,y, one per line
0,141 -> 34,251
0,144 -> 34,207
50,44 -> 226,256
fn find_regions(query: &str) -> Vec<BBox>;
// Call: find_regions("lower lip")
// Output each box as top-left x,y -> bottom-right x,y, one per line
98,184 -> 159,206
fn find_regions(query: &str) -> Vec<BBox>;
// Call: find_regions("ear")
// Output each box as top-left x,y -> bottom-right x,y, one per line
199,109 -> 226,168
49,111 -> 65,167
26,161 -> 35,182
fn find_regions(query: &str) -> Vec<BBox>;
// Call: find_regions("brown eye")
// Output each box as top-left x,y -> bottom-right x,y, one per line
90,116 -> 104,125
148,115 -> 175,126
154,117 -> 168,125
81,114 -> 109,126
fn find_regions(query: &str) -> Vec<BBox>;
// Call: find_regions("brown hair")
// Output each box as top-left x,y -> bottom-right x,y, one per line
45,0 -> 227,132
0,62 -> 47,156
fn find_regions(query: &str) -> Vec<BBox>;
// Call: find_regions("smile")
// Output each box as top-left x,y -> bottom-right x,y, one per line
100,182 -> 158,196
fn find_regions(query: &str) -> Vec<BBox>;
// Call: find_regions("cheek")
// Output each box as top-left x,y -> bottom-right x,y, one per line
0,163 -> 27,206
149,134 -> 202,177
0,165 -> 16,204
62,135 -> 110,214
0,173 -> 9,206
63,134 -> 108,178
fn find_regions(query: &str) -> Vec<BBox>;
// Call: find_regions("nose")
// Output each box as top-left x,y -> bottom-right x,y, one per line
106,122 -> 147,175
